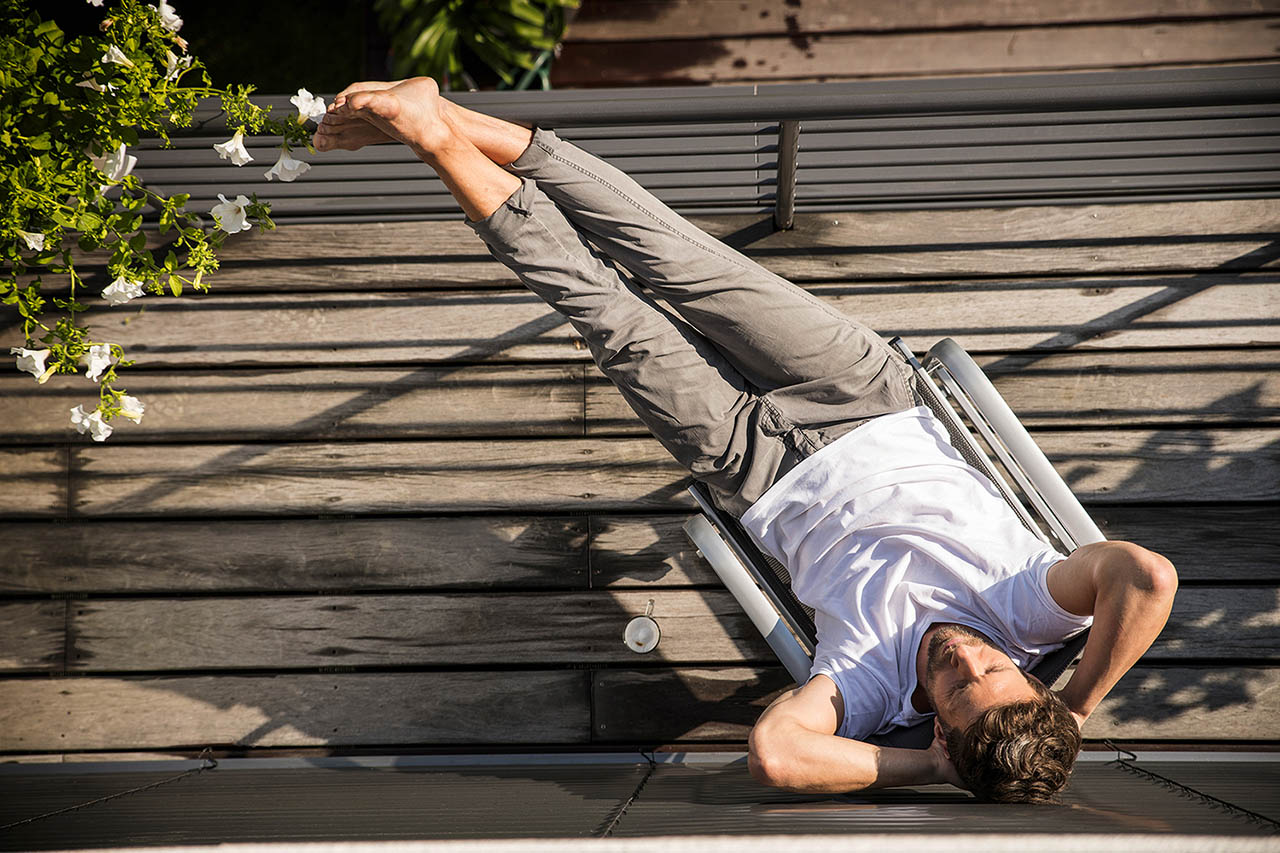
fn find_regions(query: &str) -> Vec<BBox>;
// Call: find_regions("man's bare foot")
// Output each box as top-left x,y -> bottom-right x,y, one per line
319,77 -> 453,157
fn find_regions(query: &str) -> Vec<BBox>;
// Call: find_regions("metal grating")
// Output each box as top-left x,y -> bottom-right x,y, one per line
1,755 -> 1275,849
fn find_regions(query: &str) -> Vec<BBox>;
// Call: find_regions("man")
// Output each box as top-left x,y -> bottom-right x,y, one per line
314,78 -> 1178,802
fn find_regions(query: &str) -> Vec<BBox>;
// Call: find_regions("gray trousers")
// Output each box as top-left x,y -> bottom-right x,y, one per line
466,128 -> 917,517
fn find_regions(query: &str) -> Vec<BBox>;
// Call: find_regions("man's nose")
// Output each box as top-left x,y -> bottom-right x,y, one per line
952,644 -> 983,678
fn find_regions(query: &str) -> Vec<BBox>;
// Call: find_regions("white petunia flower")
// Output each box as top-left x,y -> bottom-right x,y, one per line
264,148 -> 311,182
164,49 -> 192,82
83,344 -> 116,382
211,193 -> 253,234
88,142 -> 137,183
152,0 -> 183,32
290,88 -> 326,124
86,0 -> 104,6
16,229 -> 45,251
102,276 -> 145,306
70,405 -> 113,441
102,44 -> 135,68
117,394 -> 146,423
76,73 -> 117,93
213,130 -> 253,166
11,347 -> 53,383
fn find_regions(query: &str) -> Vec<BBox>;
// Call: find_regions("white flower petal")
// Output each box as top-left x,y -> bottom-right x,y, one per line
117,394 -> 146,423
264,148 -> 311,183
213,130 -> 253,166
76,74 -> 107,92
87,411 -> 113,441
11,347 -> 50,380
152,0 -> 183,32
210,193 -> 253,234
102,276 -> 145,306
86,0 -> 105,6
16,229 -> 45,251
83,344 -> 116,382
290,88 -> 326,124
102,44 -> 135,68
70,404 -> 92,433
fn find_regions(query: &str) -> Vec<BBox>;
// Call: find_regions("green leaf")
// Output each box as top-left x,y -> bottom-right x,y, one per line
168,275 -> 182,296
129,232 -> 146,252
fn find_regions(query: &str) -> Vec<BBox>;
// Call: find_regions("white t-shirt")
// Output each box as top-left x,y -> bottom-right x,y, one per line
739,405 -> 1092,740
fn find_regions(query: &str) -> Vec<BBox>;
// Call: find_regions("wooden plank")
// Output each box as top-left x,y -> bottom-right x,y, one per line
1155,586 -> 1280,660
66,439 -> 692,517
5,277 -> 1275,370
589,514 -> 717,587
0,447 -> 67,519
592,507 -> 1280,587
52,584 -> 1265,673
591,667 -> 791,743
1039,428 -> 1280,503
29,201 -> 1278,292
53,428 -> 1279,519
735,200 -> 1280,280
0,602 -> 64,672
2,502 -> 1271,595
1094,505 -> 1280,583
567,0 -> 1280,40
593,665 -> 1280,741
0,365 -> 586,443
552,19 -> 1280,85
0,517 -> 589,594
588,349 -> 1280,433
65,591 -> 766,672
0,671 -> 591,751
1064,666 -> 1280,740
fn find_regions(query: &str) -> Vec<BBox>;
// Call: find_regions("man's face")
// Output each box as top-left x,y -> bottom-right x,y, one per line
924,624 -> 1038,729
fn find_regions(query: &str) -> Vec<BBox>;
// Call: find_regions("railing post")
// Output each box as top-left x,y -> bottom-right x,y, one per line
773,120 -> 801,231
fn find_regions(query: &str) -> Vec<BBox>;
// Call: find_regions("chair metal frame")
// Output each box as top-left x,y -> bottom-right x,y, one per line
683,336 -> 1104,748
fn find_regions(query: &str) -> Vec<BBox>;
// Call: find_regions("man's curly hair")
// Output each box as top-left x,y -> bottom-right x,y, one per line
944,677 -> 1081,803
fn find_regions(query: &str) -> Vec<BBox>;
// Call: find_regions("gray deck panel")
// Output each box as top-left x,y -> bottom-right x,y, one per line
0,763 -> 649,851
610,761 -> 1276,837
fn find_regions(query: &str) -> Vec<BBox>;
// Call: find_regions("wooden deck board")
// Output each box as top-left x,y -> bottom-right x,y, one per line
4,350 -> 1277,443
1,503 -> 1274,597
0,662 -> 1271,752
0,517 -> 591,594
5,277 -> 1276,370
0,671 -> 592,751
22,429 -> 1268,519
567,0 -> 1280,40
18,585 -> 1268,674
27,200 -> 1277,293
64,591 -> 765,671
0,601 -> 65,673
591,664 -> 1280,742
553,18 -> 1280,85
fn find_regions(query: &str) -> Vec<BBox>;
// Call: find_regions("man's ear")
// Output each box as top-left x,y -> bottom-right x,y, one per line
933,717 -> 950,758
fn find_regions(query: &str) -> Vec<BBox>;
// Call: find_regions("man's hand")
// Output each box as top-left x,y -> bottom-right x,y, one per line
927,732 -> 964,788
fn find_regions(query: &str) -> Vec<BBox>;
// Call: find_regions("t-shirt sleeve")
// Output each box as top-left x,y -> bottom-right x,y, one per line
1004,546 -> 1094,645
809,658 -> 891,741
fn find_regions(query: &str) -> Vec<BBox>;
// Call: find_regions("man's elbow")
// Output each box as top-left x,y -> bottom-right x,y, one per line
1134,546 -> 1178,602
747,721 -> 793,788
1109,541 -> 1178,602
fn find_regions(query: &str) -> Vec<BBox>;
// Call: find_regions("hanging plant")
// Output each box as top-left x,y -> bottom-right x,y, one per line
1,0 -> 325,440
373,0 -> 579,91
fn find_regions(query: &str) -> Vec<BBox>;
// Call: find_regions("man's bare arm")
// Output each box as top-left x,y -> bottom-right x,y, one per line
1046,540 -> 1178,725
748,674 -> 961,792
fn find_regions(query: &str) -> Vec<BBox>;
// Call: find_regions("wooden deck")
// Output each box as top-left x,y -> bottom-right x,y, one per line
2,181 -> 1278,756
556,0 -> 1280,86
